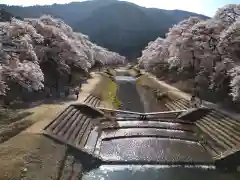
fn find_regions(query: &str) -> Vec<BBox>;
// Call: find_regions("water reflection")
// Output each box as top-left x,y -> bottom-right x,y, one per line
100,138 -> 211,162
116,75 -> 144,112
86,73 -> 240,180
115,76 -> 136,81
82,165 -> 239,180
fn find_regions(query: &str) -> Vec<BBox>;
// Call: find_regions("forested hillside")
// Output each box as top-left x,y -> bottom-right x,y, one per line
138,4 -> 240,106
0,0 -> 208,59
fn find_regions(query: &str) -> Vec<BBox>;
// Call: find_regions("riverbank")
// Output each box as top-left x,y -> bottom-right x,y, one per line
0,72 -> 119,180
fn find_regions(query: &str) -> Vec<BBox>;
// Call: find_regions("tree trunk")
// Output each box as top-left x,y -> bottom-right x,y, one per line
55,73 -> 60,97
68,74 -> 72,85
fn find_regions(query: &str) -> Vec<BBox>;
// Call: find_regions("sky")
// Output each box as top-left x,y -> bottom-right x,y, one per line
0,0 -> 240,16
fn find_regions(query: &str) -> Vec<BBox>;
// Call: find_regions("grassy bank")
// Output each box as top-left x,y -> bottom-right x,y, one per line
128,69 -> 138,77
136,72 -> 191,101
90,73 -> 120,109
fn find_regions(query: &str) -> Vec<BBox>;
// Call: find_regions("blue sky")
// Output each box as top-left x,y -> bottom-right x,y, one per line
1,0 -> 239,16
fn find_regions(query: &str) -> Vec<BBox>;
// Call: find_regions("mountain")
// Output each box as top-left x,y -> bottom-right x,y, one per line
0,0 -> 209,59
0,8 -> 13,21
75,2 -> 163,59
0,0 -> 117,26
0,8 -> 23,21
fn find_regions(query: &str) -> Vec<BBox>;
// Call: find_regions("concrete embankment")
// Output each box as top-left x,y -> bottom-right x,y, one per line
115,68 -> 185,113
114,68 -> 168,112
0,72 -> 119,180
135,70 -> 240,117
136,71 -> 191,101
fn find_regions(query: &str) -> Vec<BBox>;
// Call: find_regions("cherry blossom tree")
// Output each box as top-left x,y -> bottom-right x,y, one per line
139,17 -> 201,73
138,37 -> 164,71
0,18 -> 45,93
214,4 -> 240,26
138,4 -> 240,102
0,65 -> 8,96
210,58 -> 234,99
216,16 -> 240,100
228,66 -> 240,101
0,15 -> 125,101
218,18 -> 240,63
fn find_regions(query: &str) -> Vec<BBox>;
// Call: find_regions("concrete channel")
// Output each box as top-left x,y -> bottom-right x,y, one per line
79,69 -> 240,180
43,68 -> 240,180
97,69 -> 211,162
115,68 -> 164,112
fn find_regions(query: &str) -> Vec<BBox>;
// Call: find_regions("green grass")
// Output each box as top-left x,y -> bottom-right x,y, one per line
106,80 -> 121,109
99,76 -> 120,109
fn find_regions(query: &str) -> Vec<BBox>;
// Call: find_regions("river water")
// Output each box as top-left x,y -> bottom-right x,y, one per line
80,69 -> 240,180
115,75 -> 145,112
115,69 -> 164,113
